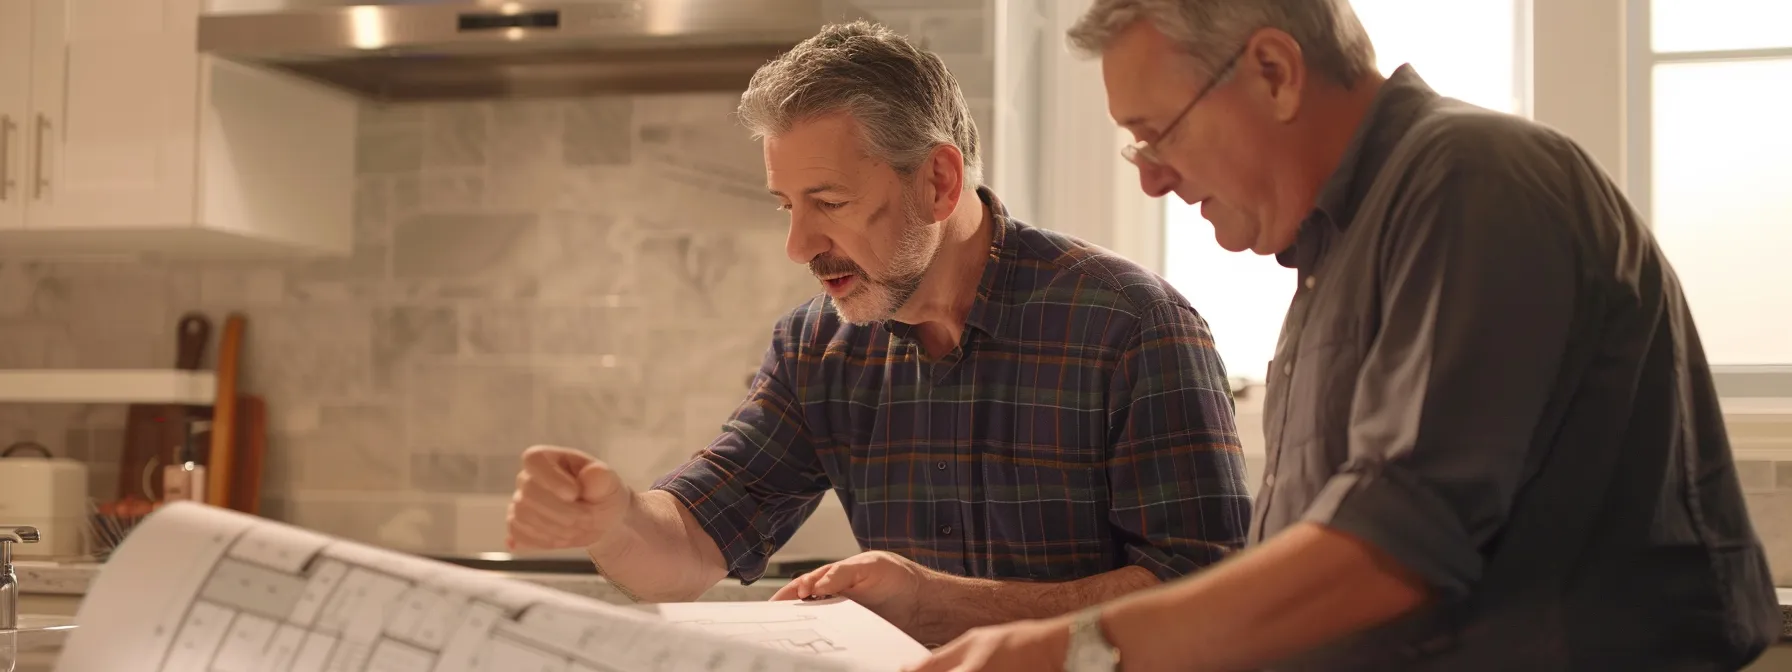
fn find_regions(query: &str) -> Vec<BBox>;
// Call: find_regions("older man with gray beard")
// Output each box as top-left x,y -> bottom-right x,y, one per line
908,1 -> 1780,671
504,20 -> 1253,648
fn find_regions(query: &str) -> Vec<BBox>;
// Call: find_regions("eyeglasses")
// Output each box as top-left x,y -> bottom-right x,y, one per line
1121,45 -> 1247,168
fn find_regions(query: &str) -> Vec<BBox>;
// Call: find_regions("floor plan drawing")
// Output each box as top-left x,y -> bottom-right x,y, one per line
54,503 -> 875,672
743,630 -> 849,655
670,614 -> 848,655
655,598 -> 932,666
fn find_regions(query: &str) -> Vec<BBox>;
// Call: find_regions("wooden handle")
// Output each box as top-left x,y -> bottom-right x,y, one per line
206,314 -> 246,509
175,313 -> 210,370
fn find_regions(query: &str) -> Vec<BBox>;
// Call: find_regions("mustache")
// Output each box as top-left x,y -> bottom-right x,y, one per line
809,254 -> 864,279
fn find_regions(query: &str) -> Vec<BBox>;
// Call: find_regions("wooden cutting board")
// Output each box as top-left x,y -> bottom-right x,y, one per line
116,313 -> 209,501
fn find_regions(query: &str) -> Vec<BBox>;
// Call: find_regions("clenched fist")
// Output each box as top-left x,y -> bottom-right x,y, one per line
506,445 -> 632,552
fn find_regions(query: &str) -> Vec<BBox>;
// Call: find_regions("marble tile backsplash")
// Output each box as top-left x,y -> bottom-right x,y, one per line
1732,413 -> 1792,584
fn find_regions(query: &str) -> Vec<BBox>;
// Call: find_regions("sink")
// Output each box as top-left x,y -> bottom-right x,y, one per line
0,614 -> 76,672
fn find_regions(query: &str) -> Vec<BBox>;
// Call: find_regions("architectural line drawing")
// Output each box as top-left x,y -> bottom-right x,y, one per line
56,503 -> 888,672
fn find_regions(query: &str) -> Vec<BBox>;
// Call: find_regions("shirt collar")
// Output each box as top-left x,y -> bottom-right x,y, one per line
1277,64 -> 1441,268
883,185 -> 1018,342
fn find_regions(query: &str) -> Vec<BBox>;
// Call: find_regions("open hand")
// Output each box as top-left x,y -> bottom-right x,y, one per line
772,551 -> 934,637
506,445 -> 631,551
901,617 -> 1072,672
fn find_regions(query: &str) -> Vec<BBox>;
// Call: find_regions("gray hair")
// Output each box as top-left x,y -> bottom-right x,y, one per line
1066,0 -> 1377,89
737,20 -> 983,188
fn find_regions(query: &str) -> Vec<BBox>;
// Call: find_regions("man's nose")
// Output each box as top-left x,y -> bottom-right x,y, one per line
786,211 -> 830,265
1137,161 -> 1178,198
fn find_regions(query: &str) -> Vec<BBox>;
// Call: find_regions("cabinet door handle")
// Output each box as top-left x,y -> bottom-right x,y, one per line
32,114 -> 49,200
0,115 -> 13,202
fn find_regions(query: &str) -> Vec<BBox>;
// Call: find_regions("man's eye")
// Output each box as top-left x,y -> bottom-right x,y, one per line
818,201 -> 847,210
775,203 -> 793,211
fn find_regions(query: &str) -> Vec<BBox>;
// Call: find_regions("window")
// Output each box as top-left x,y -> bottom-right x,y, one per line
1632,0 -> 1792,367
1162,0 -> 1528,381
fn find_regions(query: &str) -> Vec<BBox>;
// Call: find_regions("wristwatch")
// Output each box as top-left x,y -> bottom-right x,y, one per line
1063,606 -> 1121,672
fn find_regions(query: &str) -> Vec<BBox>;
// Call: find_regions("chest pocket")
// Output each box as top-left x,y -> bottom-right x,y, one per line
1276,305 -> 1365,451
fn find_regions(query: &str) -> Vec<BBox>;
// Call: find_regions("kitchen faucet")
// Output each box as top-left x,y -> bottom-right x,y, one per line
0,526 -> 39,631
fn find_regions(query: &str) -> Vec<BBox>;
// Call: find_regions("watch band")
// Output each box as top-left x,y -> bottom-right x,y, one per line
1064,606 -> 1120,672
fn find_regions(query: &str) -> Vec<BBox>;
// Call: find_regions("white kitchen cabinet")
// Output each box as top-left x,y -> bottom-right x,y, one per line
0,0 -> 32,231
0,0 -> 358,258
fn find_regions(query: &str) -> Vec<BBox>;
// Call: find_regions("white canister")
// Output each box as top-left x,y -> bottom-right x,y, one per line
0,450 -> 90,558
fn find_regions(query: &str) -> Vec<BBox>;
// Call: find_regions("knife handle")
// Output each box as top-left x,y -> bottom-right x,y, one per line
176,313 -> 211,370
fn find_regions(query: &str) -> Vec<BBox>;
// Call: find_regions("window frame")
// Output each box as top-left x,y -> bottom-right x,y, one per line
1624,0 -> 1792,404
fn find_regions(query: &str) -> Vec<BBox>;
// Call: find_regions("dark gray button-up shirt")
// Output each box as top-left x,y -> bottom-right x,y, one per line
1253,65 -> 1781,670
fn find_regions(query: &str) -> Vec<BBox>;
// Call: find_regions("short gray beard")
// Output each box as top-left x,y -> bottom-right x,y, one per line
836,190 -> 940,325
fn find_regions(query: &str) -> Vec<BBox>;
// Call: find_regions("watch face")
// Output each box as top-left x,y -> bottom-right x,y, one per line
1066,623 -> 1117,672
1068,645 -> 1116,672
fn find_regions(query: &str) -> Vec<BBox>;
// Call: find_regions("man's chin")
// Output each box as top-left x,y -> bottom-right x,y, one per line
831,294 -> 889,326
1212,221 -> 1263,254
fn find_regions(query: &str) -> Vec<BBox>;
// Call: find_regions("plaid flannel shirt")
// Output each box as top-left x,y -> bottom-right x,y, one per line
654,187 -> 1252,584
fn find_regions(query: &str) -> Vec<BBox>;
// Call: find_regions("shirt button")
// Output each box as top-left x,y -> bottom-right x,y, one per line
935,461 -> 947,470
1283,362 -> 1293,375
939,525 -> 953,536
1304,275 -> 1316,289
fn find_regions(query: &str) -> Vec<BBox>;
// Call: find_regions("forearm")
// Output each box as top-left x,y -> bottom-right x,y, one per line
587,490 -> 729,602
915,565 -> 1160,646
1092,523 -> 1429,672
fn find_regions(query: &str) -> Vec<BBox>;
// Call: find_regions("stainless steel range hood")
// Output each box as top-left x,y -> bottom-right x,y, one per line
197,0 -> 866,101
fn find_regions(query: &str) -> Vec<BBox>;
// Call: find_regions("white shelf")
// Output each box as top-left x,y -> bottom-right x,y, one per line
0,369 -> 217,405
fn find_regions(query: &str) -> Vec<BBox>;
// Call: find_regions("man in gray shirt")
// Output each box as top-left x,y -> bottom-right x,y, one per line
905,1 -> 1782,671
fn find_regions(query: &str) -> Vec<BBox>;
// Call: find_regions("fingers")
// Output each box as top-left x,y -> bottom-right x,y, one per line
509,489 -> 591,532
770,579 -> 805,601
809,563 -> 864,597
576,461 -> 625,505
519,445 -> 591,501
507,484 -> 610,550
506,509 -> 574,550
775,563 -> 835,600
506,446 -> 634,552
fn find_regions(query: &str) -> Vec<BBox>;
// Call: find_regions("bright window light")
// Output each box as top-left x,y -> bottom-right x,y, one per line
1650,58 -> 1792,365
1652,0 -> 1792,53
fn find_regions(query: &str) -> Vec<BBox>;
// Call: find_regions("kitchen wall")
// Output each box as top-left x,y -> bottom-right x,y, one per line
0,0 -> 1038,562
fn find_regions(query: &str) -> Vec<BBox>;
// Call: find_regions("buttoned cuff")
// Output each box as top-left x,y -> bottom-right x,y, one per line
651,476 -> 778,585
1300,460 -> 1482,599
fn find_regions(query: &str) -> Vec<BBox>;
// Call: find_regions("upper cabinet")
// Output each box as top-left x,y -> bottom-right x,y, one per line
0,1 -> 33,231
0,0 -> 357,258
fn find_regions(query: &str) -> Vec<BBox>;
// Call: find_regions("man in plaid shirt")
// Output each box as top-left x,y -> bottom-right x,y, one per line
506,21 -> 1251,646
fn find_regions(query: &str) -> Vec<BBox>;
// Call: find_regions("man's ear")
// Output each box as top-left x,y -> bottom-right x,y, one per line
921,144 -> 965,221
1244,28 -> 1307,123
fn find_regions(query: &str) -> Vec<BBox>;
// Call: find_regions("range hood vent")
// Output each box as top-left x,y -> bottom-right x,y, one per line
197,0 -> 866,101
